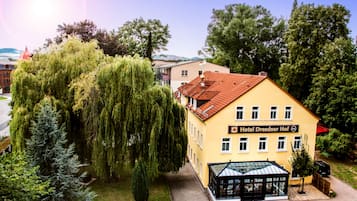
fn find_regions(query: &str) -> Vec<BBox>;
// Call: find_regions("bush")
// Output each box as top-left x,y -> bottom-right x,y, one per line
131,161 -> 149,201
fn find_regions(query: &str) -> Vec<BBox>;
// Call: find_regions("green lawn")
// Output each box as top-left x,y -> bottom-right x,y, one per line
0,96 -> 7,100
318,155 -> 357,189
91,175 -> 171,201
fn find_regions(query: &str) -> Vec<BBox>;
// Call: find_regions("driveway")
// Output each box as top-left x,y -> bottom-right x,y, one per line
165,162 -> 210,201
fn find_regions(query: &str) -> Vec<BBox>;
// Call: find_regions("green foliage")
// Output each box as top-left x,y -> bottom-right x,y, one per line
131,161 -> 149,201
118,17 -> 171,60
0,152 -> 51,201
47,20 -> 128,56
26,98 -> 96,201
316,128 -> 354,159
205,3 -> 286,80
10,38 -> 105,159
280,3 -> 350,101
305,38 -> 357,138
291,144 -> 315,193
89,56 -> 187,181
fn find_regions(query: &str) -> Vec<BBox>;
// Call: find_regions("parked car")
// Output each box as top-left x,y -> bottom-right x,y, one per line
314,160 -> 330,177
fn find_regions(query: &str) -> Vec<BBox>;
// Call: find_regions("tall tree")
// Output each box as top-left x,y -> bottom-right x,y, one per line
280,3 -> 350,101
291,144 -> 315,194
117,18 -> 171,59
10,38 -> 104,158
46,20 -> 127,56
0,153 -> 51,201
305,37 -> 357,138
26,98 -> 95,201
71,56 -> 187,181
205,4 -> 286,80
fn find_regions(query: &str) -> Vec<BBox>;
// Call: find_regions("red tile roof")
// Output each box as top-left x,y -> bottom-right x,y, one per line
178,71 -> 266,121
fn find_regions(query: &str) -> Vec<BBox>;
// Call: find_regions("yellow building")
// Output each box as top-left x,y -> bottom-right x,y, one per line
177,71 -> 319,201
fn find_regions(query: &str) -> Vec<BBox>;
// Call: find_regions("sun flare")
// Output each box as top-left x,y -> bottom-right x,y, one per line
31,0 -> 57,19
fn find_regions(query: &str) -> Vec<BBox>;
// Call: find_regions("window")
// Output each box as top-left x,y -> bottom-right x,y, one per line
236,106 -> 244,120
293,136 -> 302,150
198,70 -> 203,75
251,106 -> 259,120
291,169 -> 299,178
277,136 -> 286,151
221,138 -> 231,152
239,137 -> 248,152
284,106 -> 292,120
258,137 -> 267,151
181,70 -> 188,77
270,106 -> 277,120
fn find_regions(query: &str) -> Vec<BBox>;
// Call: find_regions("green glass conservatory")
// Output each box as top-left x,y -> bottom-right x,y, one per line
208,161 -> 289,201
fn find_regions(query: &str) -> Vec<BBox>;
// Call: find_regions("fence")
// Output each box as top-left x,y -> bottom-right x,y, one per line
312,173 -> 331,195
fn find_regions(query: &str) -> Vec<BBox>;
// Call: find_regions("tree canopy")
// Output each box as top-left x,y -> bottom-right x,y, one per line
10,38 -> 187,183
46,20 -> 128,56
205,3 -> 286,80
279,3 -> 350,101
117,17 -> 171,61
305,37 -> 357,138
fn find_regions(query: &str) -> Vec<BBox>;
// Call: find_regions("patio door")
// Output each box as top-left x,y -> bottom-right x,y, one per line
241,178 -> 264,201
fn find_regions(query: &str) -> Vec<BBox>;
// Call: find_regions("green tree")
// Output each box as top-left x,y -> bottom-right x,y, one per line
26,98 -> 96,201
280,3 -> 350,101
305,38 -> 357,138
0,152 -> 51,201
205,4 -> 286,80
316,128 -> 354,159
46,20 -> 128,56
291,144 -> 315,194
117,17 -> 171,60
10,38 -> 104,159
131,161 -> 149,201
71,56 -> 187,181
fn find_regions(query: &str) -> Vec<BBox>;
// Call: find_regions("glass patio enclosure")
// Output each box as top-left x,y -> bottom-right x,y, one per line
208,161 -> 289,200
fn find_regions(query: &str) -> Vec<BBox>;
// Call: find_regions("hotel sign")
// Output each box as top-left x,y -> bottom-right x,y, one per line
228,125 -> 299,134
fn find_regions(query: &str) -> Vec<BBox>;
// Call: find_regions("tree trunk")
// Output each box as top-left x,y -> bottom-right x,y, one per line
299,177 -> 305,194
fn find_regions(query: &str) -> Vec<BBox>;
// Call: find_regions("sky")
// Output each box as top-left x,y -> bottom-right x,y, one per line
0,0 -> 356,57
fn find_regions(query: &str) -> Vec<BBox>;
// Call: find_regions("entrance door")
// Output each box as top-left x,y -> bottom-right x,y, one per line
241,178 -> 265,201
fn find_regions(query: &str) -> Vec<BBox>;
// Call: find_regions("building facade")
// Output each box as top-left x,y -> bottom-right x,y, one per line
154,60 -> 229,92
0,61 -> 16,93
177,72 -> 319,201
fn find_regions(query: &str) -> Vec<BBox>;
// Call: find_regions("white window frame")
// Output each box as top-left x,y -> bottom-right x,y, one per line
251,106 -> 259,120
293,136 -> 302,150
270,106 -> 278,120
284,106 -> 292,120
181,70 -> 188,77
221,137 -> 231,153
277,136 -> 287,151
258,137 -> 268,152
236,106 -> 244,120
239,137 -> 249,152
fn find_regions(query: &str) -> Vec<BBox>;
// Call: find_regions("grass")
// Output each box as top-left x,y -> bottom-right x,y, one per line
0,96 -> 7,100
318,154 -> 357,189
91,174 -> 171,201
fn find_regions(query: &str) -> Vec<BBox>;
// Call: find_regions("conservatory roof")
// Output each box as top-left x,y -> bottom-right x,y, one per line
209,161 -> 289,177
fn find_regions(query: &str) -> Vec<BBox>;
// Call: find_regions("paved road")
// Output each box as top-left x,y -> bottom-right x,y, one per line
0,94 -> 11,137
327,176 -> 357,201
165,162 -> 210,201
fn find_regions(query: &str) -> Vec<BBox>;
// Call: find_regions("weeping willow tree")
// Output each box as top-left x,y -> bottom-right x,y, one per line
72,56 -> 187,181
10,38 -> 105,159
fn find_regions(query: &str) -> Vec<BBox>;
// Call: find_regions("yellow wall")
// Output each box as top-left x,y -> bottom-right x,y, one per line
186,79 -> 319,187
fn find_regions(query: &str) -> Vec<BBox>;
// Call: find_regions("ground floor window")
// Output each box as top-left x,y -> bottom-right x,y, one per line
208,161 -> 289,200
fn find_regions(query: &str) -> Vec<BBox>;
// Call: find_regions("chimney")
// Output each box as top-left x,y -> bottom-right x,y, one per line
200,73 -> 205,87
258,71 -> 268,76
